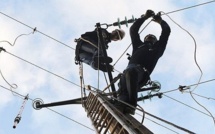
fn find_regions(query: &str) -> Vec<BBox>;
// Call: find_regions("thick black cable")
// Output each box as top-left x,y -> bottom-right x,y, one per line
0,84 -> 95,132
0,12 -> 75,50
4,51 -> 80,88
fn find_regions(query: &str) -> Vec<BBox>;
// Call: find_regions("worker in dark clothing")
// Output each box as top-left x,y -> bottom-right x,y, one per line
117,10 -> 171,114
75,28 -> 125,72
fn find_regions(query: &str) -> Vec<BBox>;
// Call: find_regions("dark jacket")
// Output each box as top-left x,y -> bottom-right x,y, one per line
81,28 -> 111,49
129,17 -> 171,74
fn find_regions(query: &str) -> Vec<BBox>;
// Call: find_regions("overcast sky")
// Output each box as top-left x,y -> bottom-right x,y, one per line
0,0 -> 215,134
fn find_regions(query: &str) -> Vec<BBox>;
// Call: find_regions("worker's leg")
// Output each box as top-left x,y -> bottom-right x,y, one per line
79,52 -> 93,65
125,69 -> 138,107
80,42 -> 97,54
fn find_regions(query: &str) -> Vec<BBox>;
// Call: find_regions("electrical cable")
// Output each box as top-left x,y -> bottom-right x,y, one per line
113,20 -> 152,67
0,0 -> 214,53
0,12 -> 75,50
164,0 -> 215,15
191,92 -> 215,101
1,1 -> 215,132
142,115 -> 179,134
0,30 -> 35,96
163,94 -> 212,118
161,11 -> 215,127
161,11 -> 203,92
0,84 -> 95,132
162,78 -> 215,94
0,30 -> 35,46
0,69 -> 18,97
85,86 -> 195,133
3,50 -> 80,88
113,0 -> 215,67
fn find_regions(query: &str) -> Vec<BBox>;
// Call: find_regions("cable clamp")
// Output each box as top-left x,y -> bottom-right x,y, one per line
33,27 -> 37,33
178,85 -> 190,93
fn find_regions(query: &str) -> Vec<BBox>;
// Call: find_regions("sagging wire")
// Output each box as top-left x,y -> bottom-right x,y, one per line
113,0 -> 215,67
0,28 -> 36,46
0,0 -> 214,52
0,29 -> 36,96
179,86 -> 215,126
161,11 -> 215,127
0,11 -> 75,50
0,47 -> 19,97
161,11 -> 203,92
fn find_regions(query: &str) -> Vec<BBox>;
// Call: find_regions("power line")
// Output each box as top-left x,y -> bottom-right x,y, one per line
0,84 -> 94,132
192,93 -> 215,101
0,12 -> 75,50
1,0 -> 214,53
164,0 -> 215,15
162,78 -> 215,94
3,50 -> 80,88
163,94 -> 212,118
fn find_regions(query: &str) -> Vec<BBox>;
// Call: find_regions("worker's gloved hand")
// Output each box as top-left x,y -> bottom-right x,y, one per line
143,10 -> 155,19
153,12 -> 162,23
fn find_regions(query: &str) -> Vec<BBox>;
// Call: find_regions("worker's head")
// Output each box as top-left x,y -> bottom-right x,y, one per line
144,34 -> 157,45
111,29 -> 125,41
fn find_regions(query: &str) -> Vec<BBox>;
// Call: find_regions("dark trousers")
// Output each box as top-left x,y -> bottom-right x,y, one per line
76,41 -> 100,68
118,64 -> 149,106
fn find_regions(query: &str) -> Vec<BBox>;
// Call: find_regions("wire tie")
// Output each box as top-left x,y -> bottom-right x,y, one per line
178,85 -> 189,93
33,27 -> 37,33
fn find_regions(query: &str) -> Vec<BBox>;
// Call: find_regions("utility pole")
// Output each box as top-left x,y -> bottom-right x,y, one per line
33,22 -> 154,134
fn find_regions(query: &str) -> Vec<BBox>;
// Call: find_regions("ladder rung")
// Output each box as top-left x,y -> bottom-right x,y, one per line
98,113 -> 111,133
103,116 -> 114,134
95,109 -> 108,128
